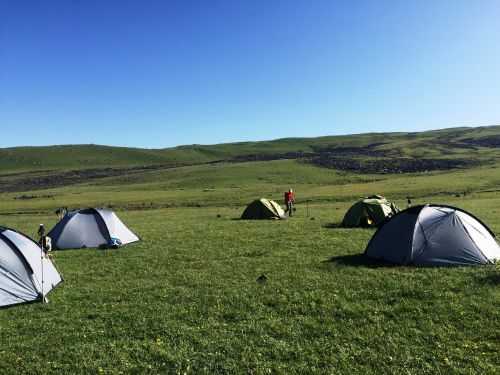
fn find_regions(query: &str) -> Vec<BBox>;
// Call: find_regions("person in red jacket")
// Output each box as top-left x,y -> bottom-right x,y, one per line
284,188 -> 295,216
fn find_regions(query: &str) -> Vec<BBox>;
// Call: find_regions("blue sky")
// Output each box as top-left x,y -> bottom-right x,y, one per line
1,1 -> 499,148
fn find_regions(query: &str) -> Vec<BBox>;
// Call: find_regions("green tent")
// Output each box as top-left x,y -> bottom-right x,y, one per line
241,198 -> 286,220
342,195 -> 399,227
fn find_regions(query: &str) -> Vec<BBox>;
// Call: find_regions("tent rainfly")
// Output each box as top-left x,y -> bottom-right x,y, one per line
48,208 -> 140,250
0,226 -> 62,307
241,199 -> 286,220
342,195 -> 399,227
365,204 -> 500,266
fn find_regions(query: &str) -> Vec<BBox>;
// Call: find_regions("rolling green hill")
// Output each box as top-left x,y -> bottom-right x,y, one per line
2,125 -> 500,197
1,125 -> 500,172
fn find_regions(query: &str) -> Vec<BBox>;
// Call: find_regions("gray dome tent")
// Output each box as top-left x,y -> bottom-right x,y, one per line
241,199 -> 286,220
365,204 -> 500,266
48,208 -> 140,250
0,226 -> 62,307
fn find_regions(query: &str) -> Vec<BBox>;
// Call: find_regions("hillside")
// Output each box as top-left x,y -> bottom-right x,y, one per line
1,125 -> 500,173
1,125 -> 500,195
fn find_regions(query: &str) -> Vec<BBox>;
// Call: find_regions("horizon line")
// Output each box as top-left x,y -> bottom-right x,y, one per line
1,123 -> 498,150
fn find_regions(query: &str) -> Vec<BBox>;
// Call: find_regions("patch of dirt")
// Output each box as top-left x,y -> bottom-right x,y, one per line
230,151 -> 313,163
0,165 -> 168,193
308,156 -> 478,173
310,143 -> 392,157
461,136 -> 500,148
14,194 -> 55,200
228,144 -> 392,163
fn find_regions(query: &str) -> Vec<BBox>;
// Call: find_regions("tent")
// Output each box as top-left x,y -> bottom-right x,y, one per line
48,208 -> 140,250
241,199 -> 286,220
0,226 -> 62,307
365,204 -> 500,266
342,195 -> 399,227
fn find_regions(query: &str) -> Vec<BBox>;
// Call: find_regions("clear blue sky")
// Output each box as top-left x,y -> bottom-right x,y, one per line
1,1 -> 499,148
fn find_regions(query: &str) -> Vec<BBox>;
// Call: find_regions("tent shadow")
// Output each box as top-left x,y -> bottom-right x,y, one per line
323,222 -> 343,229
234,217 -> 286,221
474,272 -> 500,286
324,254 -> 394,268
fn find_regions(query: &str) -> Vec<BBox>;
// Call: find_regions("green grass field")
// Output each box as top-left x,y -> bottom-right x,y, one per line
1,129 -> 500,374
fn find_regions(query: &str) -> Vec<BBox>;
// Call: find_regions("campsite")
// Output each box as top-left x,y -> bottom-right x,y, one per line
0,127 -> 499,373
2,2 -> 500,373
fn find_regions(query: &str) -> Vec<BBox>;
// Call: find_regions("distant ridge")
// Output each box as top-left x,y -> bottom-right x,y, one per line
1,125 -> 500,172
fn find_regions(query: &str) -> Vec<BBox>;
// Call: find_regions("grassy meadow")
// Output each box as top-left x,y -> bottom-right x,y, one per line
1,129 -> 500,374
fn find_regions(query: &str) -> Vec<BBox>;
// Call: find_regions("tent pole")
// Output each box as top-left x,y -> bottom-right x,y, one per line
38,224 -> 46,303
40,239 -> 45,303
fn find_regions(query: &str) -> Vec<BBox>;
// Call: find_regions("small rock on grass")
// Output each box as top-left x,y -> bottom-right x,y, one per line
256,274 -> 267,284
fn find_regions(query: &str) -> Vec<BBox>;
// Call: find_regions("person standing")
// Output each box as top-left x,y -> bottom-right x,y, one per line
284,188 -> 295,216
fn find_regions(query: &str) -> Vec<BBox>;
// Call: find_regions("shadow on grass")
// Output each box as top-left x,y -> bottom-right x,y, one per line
324,254 -> 394,268
323,222 -> 343,229
474,272 -> 500,286
233,217 -> 286,221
